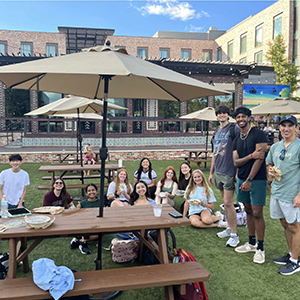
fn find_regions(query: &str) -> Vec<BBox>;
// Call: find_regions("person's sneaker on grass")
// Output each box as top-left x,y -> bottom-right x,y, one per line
274,253 -> 291,265
79,241 -> 91,255
253,249 -> 265,264
217,220 -> 228,229
235,242 -> 257,253
217,228 -> 231,238
70,238 -> 80,249
278,260 -> 300,276
226,235 -> 239,248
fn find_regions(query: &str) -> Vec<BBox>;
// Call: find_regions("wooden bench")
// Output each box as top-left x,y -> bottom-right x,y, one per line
38,183 -> 108,190
186,158 -> 211,169
0,261 -> 209,300
42,175 -> 101,180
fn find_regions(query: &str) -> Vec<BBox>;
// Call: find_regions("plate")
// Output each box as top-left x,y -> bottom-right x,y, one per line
159,192 -> 166,197
176,190 -> 185,196
25,215 -> 51,225
188,199 -> 201,205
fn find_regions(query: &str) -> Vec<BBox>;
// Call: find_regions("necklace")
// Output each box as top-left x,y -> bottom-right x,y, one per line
240,127 -> 252,140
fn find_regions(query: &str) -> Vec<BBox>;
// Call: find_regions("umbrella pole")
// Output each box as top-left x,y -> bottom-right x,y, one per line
77,108 -> 84,197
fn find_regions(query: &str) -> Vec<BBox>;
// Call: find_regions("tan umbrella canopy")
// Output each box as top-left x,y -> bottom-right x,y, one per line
251,97 -> 300,116
180,107 -> 235,122
55,113 -> 103,119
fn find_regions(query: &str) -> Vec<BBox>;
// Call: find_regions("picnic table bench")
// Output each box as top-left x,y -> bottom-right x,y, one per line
38,182 -> 109,190
184,149 -> 212,169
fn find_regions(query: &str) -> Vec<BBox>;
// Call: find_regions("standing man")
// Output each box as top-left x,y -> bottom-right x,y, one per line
266,115 -> 300,275
232,107 -> 267,264
209,105 -> 240,247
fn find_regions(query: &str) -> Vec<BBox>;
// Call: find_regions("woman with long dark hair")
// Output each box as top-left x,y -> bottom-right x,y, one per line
129,180 -> 156,206
43,178 -> 73,209
178,162 -> 192,212
133,157 -> 157,199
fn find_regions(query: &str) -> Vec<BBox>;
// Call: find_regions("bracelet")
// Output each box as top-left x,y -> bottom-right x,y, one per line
114,191 -> 118,197
250,153 -> 253,160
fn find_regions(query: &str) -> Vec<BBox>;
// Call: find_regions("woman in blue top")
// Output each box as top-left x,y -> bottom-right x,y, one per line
183,169 -> 227,229
129,180 -> 156,206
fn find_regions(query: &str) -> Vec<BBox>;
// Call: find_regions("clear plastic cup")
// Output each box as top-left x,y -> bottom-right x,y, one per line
153,204 -> 162,217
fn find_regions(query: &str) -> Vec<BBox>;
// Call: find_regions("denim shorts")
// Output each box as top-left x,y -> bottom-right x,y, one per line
215,173 -> 235,191
270,196 -> 300,224
236,178 -> 267,206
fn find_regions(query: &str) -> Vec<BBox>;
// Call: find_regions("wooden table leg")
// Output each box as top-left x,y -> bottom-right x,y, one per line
20,238 -> 29,273
7,238 -> 17,279
157,229 -> 174,300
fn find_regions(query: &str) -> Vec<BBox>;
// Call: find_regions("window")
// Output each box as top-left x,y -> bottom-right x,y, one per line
273,14 -> 282,39
240,57 -> 247,63
46,44 -> 58,57
107,121 -> 127,133
181,49 -> 191,59
217,47 -> 222,61
107,98 -> 127,118
240,33 -> 247,54
132,99 -> 144,117
227,41 -> 233,60
202,50 -> 212,61
159,48 -> 170,59
0,41 -> 7,55
255,51 -> 263,64
21,42 -> 32,56
137,48 -> 148,59
255,25 -> 263,47
5,89 -> 31,117
38,92 -> 62,109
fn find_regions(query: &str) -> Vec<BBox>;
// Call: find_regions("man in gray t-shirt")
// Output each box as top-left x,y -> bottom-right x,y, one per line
209,105 -> 240,248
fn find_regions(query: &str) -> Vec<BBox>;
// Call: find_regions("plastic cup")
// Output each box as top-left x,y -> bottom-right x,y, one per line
153,204 -> 162,217
118,159 -> 123,168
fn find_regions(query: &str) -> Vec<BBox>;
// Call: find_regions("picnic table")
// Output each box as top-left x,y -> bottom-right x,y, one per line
55,151 -> 100,164
185,149 -> 212,169
0,205 -> 210,300
38,164 -> 121,191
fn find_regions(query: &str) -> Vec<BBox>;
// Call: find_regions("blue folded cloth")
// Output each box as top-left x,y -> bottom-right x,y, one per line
32,258 -> 74,300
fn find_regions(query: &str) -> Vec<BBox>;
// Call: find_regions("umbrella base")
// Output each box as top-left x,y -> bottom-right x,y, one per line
90,291 -> 122,300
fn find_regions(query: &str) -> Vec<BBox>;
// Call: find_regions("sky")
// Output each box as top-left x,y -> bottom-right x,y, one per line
0,0 -> 277,37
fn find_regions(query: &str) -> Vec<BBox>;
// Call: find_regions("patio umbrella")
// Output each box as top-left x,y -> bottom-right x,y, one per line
0,45 -> 229,271
180,107 -> 235,149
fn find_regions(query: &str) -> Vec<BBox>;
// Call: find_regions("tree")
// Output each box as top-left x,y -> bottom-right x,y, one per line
266,35 -> 299,96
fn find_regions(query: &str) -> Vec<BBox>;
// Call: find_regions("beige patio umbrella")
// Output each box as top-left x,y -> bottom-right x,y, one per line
0,45 -> 229,273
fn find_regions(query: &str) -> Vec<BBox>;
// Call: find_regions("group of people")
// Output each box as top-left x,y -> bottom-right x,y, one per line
0,104 -> 299,276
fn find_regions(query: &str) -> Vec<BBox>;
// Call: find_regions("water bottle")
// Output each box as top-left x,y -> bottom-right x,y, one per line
1,195 -> 8,219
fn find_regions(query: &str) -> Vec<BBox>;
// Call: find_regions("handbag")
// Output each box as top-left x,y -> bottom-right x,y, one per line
110,238 -> 140,263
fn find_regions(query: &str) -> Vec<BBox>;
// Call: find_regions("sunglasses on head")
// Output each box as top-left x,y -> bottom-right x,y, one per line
279,149 -> 286,161
55,181 -> 63,185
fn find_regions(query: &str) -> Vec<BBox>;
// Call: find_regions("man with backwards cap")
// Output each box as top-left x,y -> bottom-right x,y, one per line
232,107 -> 268,264
266,115 -> 300,275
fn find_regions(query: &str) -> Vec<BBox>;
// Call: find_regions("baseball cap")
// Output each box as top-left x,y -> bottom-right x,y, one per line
233,106 -> 251,118
279,115 -> 298,125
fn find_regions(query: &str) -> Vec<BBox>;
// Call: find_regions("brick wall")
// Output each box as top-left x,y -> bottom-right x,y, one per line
0,29 -> 66,56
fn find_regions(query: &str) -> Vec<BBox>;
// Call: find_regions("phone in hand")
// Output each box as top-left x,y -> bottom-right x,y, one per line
169,212 -> 183,218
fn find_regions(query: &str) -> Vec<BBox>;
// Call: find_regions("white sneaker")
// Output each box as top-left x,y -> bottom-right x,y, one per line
235,242 -> 257,253
217,228 -> 231,238
253,249 -> 265,264
226,235 -> 240,248
215,211 -> 224,221
217,220 -> 228,228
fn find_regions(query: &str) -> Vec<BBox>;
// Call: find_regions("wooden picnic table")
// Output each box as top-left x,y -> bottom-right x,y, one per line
185,149 -> 212,169
55,152 -> 100,163
0,205 -> 205,300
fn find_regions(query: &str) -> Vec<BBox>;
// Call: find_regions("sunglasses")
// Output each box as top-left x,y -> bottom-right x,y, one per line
55,181 -> 63,185
279,149 -> 286,161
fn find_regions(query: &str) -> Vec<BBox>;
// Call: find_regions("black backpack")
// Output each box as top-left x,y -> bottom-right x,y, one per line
0,253 -> 9,280
143,229 -> 176,265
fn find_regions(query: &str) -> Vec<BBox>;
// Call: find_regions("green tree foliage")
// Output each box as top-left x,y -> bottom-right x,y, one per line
266,35 -> 299,95
187,98 -> 207,114
158,100 -> 180,118
5,89 -> 31,117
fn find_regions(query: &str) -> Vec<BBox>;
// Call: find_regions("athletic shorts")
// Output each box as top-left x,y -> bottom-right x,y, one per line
236,178 -> 267,206
270,196 -> 300,224
215,173 -> 235,191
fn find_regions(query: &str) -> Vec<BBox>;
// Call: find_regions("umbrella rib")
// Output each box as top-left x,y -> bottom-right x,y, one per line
94,76 -> 102,99
147,77 -> 181,102
10,73 -> 46,89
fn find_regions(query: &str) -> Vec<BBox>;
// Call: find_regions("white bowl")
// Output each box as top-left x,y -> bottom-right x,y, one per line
159,192 -> 166,198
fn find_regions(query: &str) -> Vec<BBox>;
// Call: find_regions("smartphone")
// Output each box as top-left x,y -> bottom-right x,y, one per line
8,207 -> 31,218
169,212 -> 183,218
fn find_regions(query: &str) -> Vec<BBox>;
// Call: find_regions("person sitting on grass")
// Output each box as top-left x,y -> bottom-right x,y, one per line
107,168 -> 133,207
130,180 -> 156,206
43,178 -> 73,208
133,157 -> 157,199
83,146 -> 96,176
183,169 -> 228,229
70,183 -> 100,255
155,166 -> 178,207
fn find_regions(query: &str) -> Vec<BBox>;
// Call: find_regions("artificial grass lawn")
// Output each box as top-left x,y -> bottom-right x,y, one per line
0,159 -> 298,300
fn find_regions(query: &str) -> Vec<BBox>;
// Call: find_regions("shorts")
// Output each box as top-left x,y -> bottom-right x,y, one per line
215,173 -> 235,191
236,178 -> 267,206
270,196 -> 300,224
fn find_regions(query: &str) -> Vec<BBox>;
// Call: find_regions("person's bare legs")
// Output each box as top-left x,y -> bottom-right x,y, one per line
280,218 -> 292,252
288,222 -> 300,260
190,214 -> 219,228
220,190 -> 237,234
111,200 -> 129,207
252,205 -> 265,241
244,203 -> 256,236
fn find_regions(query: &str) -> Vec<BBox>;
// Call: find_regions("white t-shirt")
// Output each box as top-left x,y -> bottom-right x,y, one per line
106,181 -> 133,202
134,170 -> 157,186
0,169 -> 30,205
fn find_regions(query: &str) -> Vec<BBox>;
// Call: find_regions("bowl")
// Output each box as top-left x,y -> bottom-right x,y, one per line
159,192 -> 166,198
176,190 -> 185,196
25,215 -> 51,229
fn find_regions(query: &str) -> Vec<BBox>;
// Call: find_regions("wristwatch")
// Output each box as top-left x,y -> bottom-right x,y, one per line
246,177 -> 253,182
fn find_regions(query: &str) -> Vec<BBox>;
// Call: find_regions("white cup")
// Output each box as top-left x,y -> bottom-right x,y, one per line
118,159 -> 123,168
153,204 -> 163,217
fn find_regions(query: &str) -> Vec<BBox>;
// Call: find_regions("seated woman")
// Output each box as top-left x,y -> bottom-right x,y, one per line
83,146 -> 96,176
43,178 -> 73,208
107,168 -> 133,207
183,169 -> 227,229
178,162 -> 192,212
70,183 -> 100,255
133,158 -> 157,199
155,166 -> 178,207
130,180 -> 156,206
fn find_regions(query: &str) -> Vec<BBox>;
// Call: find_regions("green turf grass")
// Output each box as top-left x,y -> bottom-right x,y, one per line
0,160 -> 298,300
